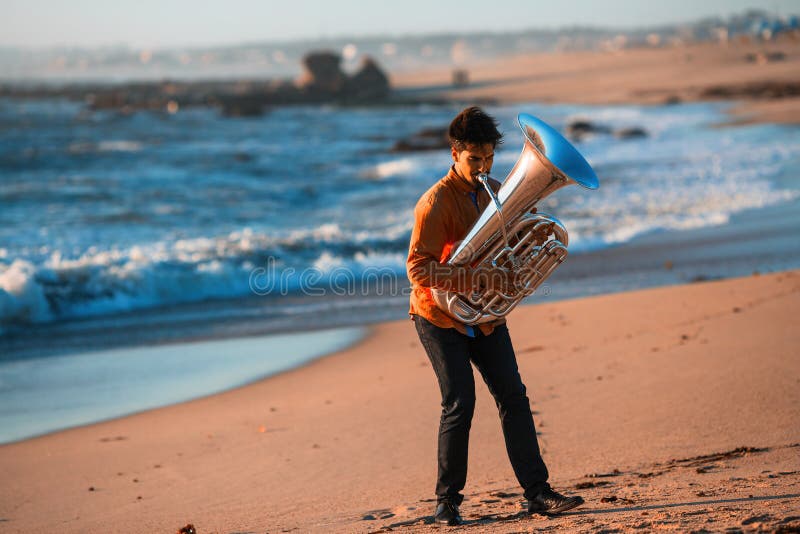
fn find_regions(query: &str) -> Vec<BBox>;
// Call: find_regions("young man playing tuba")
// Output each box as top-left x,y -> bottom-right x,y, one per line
406,106 -> 584,526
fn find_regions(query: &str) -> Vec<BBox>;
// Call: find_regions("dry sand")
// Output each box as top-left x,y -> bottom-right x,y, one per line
1,271 -> 798,533
392,37 -> 800,125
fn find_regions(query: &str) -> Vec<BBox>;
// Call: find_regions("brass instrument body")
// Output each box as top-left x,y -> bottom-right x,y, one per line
431,113 -> 599,325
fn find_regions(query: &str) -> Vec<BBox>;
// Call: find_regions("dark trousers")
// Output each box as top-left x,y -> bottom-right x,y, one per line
414,315 -> 549,505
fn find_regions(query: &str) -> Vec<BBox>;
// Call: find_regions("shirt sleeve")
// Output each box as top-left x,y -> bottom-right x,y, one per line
406,193 -> 472,293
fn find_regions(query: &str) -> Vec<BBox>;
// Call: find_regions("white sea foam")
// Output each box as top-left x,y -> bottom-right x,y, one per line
0,221 -> 416,329
564,175 -> 799,252
363,158 -> 418,180
97,140 -> 143,152
68,140 -> 143,154
312,250 -> 406,275
0,260 -> 53,331
313,251 -> 346,272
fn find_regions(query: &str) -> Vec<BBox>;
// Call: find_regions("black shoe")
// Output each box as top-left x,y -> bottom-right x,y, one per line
434,501 -> 463,526
526,487 -> 584,515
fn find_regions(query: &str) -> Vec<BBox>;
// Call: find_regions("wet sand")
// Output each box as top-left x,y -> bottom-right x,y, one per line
0,271 -> 798,532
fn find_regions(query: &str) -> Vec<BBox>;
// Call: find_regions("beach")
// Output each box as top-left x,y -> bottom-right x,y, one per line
393,37 -> 800,125
0,272 -> 798,532
2,34 -> 800,533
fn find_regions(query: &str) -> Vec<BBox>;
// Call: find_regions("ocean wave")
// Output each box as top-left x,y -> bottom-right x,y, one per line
563,173 -> 799,252
0,223 -> 413,331
3,100 -> 800,333
3,170 -> 797,331
0,260 -> 53,331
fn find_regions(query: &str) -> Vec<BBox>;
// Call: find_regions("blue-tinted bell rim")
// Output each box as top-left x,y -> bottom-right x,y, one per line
517,113 -> 599,190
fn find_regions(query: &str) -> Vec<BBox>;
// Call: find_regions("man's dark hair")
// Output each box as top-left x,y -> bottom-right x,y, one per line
448,106 -> 503,151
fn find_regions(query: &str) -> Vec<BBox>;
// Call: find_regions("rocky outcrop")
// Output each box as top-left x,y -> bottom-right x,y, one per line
614,126 -> 648,139
344,57 -> 390,101
297,51 -> 347,96
565,119 -> 648,142
297,51 -> 390,103
699,80 -> 800,100
744,51 -> 787,64
565,120 -> 612,142
217,94 -> 268,117
390,127 -> 449,152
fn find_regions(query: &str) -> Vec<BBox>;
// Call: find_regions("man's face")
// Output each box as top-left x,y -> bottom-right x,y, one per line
452,143 -> 494,185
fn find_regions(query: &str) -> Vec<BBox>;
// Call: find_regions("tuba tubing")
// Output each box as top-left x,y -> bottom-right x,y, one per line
431,113 -> 599,325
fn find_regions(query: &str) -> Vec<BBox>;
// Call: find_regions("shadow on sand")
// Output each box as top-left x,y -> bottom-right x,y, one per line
373,493 -> 800,530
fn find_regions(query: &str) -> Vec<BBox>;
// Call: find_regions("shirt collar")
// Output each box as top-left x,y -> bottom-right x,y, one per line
445,165 -> 479,193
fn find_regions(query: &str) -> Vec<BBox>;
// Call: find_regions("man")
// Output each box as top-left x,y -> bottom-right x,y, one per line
406,106 -> 584,526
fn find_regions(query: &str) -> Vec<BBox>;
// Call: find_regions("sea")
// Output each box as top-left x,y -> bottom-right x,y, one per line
1,98 -> 799,442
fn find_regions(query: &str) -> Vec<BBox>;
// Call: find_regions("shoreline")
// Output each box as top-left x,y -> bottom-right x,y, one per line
1,271 -> 798,532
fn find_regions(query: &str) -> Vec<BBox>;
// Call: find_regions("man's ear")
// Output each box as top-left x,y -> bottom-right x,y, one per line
451,146 -> 459,162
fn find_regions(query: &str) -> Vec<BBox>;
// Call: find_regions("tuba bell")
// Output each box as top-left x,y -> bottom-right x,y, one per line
431,113 -> 599,324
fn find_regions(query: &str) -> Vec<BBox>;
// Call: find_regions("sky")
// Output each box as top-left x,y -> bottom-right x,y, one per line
1,0 -> 797,49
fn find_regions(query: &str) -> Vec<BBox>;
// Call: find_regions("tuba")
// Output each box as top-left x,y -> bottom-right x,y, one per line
431,113 -> 599,324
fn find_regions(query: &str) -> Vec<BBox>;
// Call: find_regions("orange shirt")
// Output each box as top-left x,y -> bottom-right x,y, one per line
406,166 -> 505,336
